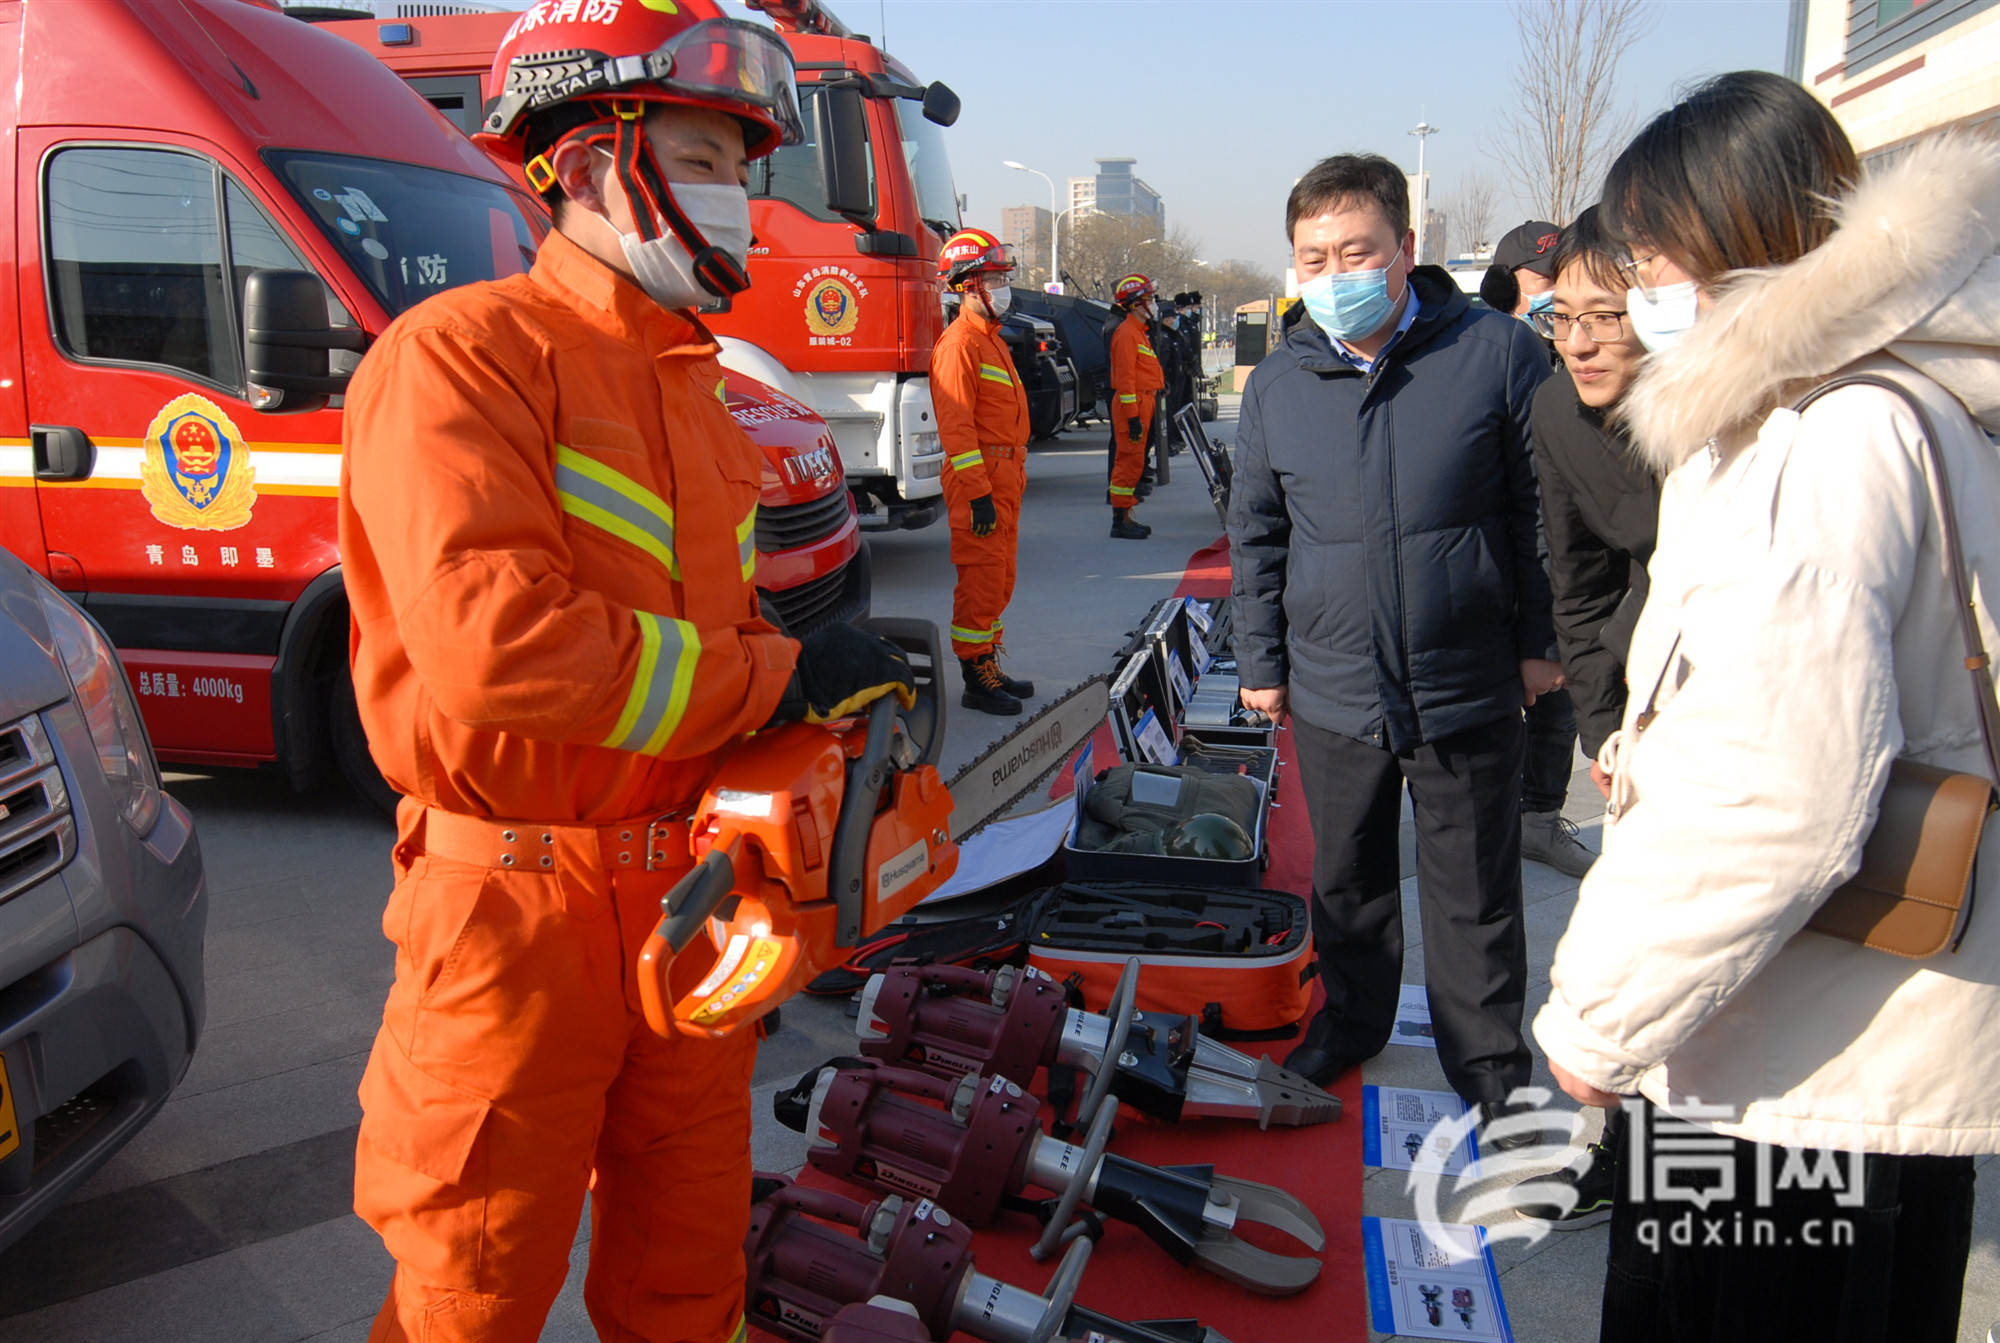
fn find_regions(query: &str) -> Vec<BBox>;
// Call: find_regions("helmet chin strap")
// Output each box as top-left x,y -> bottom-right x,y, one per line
582,103 -> 753,299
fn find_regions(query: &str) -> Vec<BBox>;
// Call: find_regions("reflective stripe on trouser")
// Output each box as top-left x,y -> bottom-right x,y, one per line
949,455 -> 1023,660
357,839 -> 757,1343
1109,400 -> 1153,505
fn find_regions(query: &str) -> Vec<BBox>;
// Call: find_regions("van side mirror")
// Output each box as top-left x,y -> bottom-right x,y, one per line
242,269 -> 369,416
814,85 -> 875,222
921,82 -> 960,128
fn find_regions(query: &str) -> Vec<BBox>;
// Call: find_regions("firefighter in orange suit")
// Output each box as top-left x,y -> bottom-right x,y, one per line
337,9 -> 915,1342
932,228 -> 1036,716
1108,272 -> 1165,539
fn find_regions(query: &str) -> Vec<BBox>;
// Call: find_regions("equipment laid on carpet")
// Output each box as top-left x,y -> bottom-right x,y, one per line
1025,883 -> 1313,1035
784,1061 -> 1326,1295
853,959 -> 1340,1129
745,1175 -> 1232,1343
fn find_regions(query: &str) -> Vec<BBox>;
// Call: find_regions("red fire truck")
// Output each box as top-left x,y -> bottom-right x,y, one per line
310,0 -> 966,532
0,0 -> 866,810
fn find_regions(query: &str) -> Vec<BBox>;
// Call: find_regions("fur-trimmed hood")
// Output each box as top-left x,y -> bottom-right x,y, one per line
1622,134 -> 2000,471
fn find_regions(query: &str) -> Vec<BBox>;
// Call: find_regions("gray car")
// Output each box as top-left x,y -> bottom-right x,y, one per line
0,547 -> 205,1252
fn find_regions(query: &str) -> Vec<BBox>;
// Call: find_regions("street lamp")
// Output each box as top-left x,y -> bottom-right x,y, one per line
1003,160 -> 1060,291
1408,120 -> 1440,263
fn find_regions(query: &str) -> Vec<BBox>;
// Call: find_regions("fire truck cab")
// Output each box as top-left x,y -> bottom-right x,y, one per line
0,0 -> 865,809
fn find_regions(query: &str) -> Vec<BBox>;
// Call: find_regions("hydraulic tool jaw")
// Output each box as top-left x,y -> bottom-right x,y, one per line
639,692 -> 958,1040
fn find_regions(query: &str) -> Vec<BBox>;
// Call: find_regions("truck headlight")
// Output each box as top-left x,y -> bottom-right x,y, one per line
908,431 -> 942,478
36,581 -> 163,835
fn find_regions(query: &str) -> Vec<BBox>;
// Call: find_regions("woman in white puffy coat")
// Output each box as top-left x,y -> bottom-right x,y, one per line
1530,72 -> 2000,1341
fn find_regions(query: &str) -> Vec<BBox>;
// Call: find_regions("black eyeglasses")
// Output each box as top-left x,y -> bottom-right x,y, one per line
1529,310 -> 1628,341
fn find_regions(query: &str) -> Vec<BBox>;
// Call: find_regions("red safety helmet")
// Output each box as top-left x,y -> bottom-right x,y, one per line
1113,273 -> 1156,308
475,2 -> 804,297
937,227 -> 1013,291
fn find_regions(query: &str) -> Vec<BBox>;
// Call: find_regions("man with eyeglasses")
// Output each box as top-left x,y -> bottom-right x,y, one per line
1510,206 -> 1662,1232
1484,220 -> 1596,878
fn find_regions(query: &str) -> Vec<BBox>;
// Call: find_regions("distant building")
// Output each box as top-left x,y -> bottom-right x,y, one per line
1090,157 -> 1165,229
1789,0 -> 2000,165
1067,176 -> 1097,217
1421,208 -> 1449,265
1000,204 -> 1052,282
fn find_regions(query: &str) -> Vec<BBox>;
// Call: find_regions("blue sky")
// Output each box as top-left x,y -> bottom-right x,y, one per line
520,0 -> 1798,271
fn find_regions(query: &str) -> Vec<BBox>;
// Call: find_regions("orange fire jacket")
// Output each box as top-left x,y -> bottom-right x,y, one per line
339,231 -> 798,824
931,304 -> 1030,504
1110,311 -> 1166,414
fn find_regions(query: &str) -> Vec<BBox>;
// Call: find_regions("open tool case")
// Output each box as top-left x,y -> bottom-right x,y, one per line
1026,882 -> 1315,1035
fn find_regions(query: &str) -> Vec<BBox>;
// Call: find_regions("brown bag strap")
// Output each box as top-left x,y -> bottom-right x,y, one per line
1791,374 -> 2000,789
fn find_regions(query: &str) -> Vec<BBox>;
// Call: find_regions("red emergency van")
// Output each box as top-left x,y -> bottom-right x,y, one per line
0,0 -> 866,810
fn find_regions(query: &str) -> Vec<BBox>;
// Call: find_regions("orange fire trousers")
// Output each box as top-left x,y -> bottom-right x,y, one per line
948,451 -> 1024,660
356,812 -> 755,1343
1109,397 -> 1153,508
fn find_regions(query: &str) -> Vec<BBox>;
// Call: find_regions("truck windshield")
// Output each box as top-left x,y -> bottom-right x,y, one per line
893,101 -> 959,239
266,151 -> 544,316
751,85 -> 875,223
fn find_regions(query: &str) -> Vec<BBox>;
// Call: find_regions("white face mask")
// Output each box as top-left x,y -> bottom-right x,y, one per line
617,182 -> 754,310
1625,279 -> 1700,353
983,283 -> 1013,316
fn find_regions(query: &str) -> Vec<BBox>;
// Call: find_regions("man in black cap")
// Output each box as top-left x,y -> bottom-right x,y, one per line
1484,219 -> 1594,879
1480,220 -> 1561,321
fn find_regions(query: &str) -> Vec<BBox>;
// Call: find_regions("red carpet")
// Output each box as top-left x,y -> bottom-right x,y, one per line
780,539 -> 1367,1343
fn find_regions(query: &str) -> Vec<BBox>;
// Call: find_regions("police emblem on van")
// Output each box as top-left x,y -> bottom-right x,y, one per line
140,394 -> 257,530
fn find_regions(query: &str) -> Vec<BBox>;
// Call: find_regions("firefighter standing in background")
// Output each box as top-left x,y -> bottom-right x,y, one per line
338,9 -> 915,1341
932,227 -> 1036,716
1108,272 -> 1165,539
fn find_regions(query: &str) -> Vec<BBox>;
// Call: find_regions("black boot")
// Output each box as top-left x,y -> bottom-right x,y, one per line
959,655 -> 1023,716
989,643 -> 1035,699
1109,510 -> 1151,540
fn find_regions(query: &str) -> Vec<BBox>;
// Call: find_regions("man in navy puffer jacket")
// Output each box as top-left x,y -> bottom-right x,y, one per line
1227,154 -> 1559,1140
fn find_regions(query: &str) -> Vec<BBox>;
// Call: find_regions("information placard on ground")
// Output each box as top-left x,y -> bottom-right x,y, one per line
1360,1085 -> 1480,1177
1394,982 -> 1438,1048
1362,1216 -> 1514,1342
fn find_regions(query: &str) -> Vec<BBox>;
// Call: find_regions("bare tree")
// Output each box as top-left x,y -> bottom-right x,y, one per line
1058,213 -> 1203,302
1198,260 -> 1282,328
1496,0 -> 1650,224
1449,174 -> 1501,255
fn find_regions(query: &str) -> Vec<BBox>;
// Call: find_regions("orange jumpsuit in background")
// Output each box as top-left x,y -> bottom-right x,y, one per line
339,230 -> 797,1343
1108,310 -> 1165,508
931,303 -> 1031,660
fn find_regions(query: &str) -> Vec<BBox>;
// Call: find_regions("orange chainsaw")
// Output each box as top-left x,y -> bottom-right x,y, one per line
640,618 -> 1109,1040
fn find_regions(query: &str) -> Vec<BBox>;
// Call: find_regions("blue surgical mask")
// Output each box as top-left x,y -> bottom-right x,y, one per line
1625,280 -> 1699,353
1521,289 -> 1555,324
1299,243 -> 1405,342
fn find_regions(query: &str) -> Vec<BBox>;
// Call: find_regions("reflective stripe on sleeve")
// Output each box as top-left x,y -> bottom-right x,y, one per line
555,445 -> 679,579
948,449 -> 985,472
1138,344 -> 1156,357
736,506 -> 758,581
604,610 -> 702,755
978,362 -> 1014,386
1117,393 -> 1138,404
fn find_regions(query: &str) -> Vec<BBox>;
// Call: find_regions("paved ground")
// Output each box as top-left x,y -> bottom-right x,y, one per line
0,401 -> 1993,1343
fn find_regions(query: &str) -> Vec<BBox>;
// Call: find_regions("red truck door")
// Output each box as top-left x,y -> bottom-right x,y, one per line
18,133 -> 347,764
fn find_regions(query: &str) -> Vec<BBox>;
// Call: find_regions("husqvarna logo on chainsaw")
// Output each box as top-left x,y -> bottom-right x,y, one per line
877,839 -> 929,902
988,718 -> 1065,790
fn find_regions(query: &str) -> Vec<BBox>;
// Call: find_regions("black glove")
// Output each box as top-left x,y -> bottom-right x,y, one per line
968,493 -> 997,537
773,622 -> 917,726
1127,417 -> 1144,444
